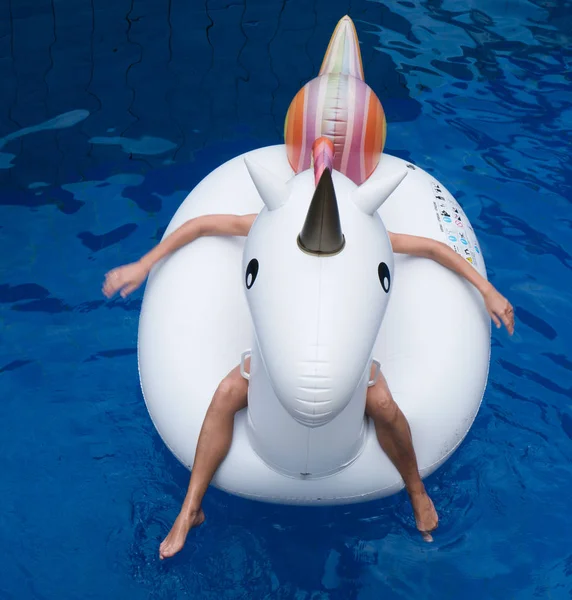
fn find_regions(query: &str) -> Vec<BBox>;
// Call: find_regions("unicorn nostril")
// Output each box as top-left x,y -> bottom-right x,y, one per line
293,408 -> 335,427
296,387 -> 332,396
295,394 -> 332,405
295,377 -> 334,398
289,381 -> 338,426
270,358 -> 352,426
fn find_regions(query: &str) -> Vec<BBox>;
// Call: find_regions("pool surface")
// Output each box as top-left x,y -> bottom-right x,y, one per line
1,0 -> 571,598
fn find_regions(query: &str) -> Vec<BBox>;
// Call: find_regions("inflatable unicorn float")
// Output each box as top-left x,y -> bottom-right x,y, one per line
138,16 -> 490,504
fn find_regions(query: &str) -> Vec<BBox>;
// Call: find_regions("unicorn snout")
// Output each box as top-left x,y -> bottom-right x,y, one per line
292,373 -> 336,427
271,361 -> 355,428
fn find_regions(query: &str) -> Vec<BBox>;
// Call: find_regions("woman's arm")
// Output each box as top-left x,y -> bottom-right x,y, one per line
389,232 -> 515,334
102,213 -> 257,299
139,213 -> 257,271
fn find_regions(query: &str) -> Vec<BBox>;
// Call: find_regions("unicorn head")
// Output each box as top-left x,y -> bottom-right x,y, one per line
243,155 -> 407,427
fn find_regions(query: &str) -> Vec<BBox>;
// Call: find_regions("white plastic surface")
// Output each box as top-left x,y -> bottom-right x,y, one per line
138,145 -> 490,505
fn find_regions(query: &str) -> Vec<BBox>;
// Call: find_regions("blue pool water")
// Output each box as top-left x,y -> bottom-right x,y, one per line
1,0 -> 571,597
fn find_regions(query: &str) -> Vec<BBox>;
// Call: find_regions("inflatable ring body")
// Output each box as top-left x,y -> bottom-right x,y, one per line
138,145 -> 490,505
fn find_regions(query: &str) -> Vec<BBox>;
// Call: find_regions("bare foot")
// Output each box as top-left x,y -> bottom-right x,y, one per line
408,490 -> 438,542
159,509 -> 205,560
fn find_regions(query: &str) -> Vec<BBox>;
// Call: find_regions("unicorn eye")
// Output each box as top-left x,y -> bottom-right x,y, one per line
378,262 -> 390,293
245,259 -> 259,289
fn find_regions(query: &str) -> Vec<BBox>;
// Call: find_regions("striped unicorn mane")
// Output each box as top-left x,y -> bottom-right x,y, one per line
284,16 -> 386,186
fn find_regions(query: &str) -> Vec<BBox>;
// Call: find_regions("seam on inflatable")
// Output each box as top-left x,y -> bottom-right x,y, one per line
304,253 -> 324,471
213,479 -> 405,503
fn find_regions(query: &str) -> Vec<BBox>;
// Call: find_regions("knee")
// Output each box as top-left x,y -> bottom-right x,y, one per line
367,387 -> 398,423
215,378 -> 237,399
210,375 -> 247,414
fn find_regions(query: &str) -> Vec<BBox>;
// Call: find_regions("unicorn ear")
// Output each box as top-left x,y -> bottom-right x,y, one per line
244,157 -> 289,211
351,169 -> 408,215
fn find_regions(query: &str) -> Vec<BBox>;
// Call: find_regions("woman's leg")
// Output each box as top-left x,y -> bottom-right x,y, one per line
159,363 -> 249,559
366,367 -> 438,541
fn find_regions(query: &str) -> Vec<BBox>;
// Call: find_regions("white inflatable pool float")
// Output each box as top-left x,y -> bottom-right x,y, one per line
138,144 -> 491,505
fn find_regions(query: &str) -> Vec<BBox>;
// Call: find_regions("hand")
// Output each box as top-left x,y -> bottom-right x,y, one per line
483,287 -> 515,335
102,261 -> 149,299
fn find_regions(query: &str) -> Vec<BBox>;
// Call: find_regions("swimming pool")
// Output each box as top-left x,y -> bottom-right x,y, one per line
1,0 -> 571,598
